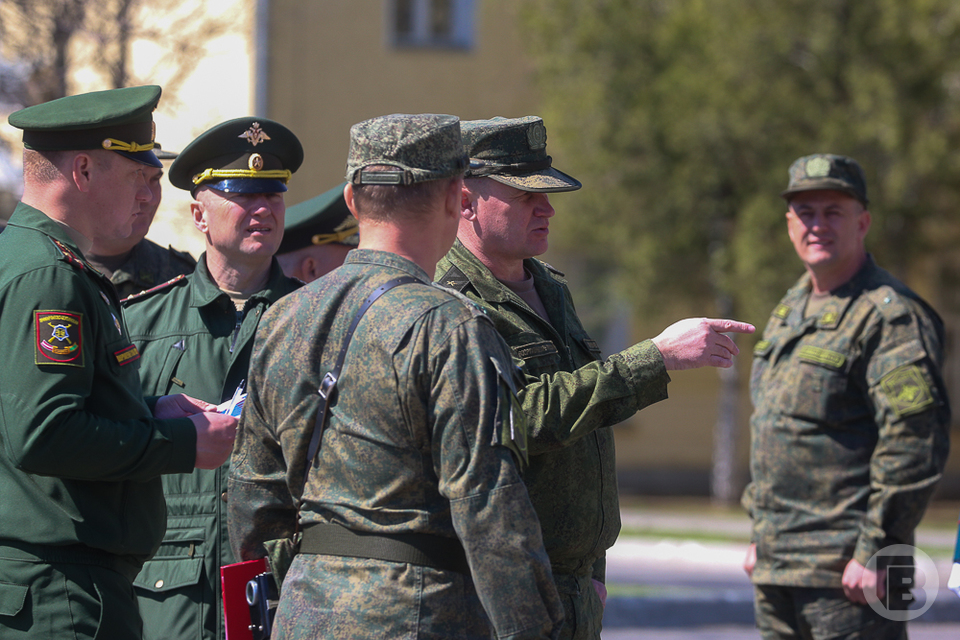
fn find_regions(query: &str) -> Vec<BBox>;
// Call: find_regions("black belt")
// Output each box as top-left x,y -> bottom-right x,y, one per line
299,523 -> 470,575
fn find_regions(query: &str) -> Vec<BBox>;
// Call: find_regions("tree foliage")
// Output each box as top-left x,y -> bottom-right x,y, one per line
520,0 -> 960,326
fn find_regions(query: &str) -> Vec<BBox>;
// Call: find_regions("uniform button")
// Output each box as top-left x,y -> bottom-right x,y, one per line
221,491 -> 228,503
155,579 -> 164,589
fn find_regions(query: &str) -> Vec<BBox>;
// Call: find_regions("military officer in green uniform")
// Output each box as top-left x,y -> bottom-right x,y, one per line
276,181 -> 359,283
435,116 -> 755,640
229,113 -> 563,639
0,86 -> 237,640
87,146 -> 196,299
742,154 -> 950,639
122,117 -> 304,640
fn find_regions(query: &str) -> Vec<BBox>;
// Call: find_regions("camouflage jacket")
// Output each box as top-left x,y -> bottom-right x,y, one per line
88,237 -> 196,300
0,203 -> 196,578
122,255 -> 301,640
743,256 -> 951,587
229,249 -> 563,640
436,241 -> 671,580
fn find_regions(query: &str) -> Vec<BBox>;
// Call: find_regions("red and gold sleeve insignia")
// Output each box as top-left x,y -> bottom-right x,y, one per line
114,344 -> 140,366
35,310 -> 84,367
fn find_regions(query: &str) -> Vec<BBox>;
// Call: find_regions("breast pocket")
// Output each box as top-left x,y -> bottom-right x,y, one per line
781,345 -> 865,423
506,333 -> 561,377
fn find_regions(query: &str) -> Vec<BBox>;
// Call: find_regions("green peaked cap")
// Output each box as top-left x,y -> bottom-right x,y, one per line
8,85 -> 163,167
279,182 -> 358,254
169,116 -> 303,194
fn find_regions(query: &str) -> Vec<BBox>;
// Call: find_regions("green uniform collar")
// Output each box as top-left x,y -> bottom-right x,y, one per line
441,240 -> 561,305
190,253 -> 296,308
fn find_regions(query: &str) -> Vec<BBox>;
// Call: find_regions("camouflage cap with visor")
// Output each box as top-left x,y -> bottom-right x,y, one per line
8,85 -> 164,168
462,116 -> 581,193
278,182 -> 358,254
169,117 -> 303,194
345,113 -> 467,186
781,154 -> 868,205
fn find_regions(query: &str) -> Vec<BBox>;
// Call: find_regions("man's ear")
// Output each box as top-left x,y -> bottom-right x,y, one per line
191,199 -> 207,233
460,182 -> 477,221
344,182 -> 358,217
72,152 -> 94,193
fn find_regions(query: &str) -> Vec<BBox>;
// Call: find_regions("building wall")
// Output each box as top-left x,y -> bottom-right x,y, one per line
265,0 -> 541,206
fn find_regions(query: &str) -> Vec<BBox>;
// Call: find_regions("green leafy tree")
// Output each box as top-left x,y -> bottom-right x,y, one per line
520,0 -> 960,500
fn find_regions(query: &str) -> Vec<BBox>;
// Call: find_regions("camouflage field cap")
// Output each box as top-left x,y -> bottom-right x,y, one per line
278,182 -> 359,254
462,116 -> 581,193
8,85 -> 163,168
169,117 -> 303,194
345,113 -> 467,185
781,154 -> 868,205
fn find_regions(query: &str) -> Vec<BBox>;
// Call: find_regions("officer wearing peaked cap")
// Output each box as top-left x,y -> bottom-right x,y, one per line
229,113 -> 563,639
743,154 -> 950,639
86,143 -> 198,300
436,115 -> 754,640
0,86 -> 237,639
276,182 -> 359,283
123,116 -> 304,640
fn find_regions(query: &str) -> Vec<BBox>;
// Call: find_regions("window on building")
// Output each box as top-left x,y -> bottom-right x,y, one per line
391,0 -> 474,50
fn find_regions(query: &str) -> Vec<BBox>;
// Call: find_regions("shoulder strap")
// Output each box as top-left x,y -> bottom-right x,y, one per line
300,276 -> 419,497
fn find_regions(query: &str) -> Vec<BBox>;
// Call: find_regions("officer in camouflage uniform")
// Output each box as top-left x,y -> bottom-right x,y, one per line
435,116 -> 754,640
229,113 -> 563,639
123,117 -> 304,640
0,86 -> 236,639
742,154 -> 951,639
276,181 -> 359,283
87,146 -> 196,299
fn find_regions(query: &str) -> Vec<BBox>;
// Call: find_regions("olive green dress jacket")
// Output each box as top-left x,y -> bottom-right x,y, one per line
0,203 -> 197,574
123,254 -> 301,640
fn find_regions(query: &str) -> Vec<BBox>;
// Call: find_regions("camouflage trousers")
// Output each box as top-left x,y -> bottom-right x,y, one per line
754,584 -> 908,640
272,553 -> 494,639
554,573 -> 603,640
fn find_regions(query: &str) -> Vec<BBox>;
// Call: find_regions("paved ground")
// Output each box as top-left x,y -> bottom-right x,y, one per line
599,500 -> 960,639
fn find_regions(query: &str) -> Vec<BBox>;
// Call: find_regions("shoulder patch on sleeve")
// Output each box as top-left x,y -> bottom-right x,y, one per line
435,265 -> 471,293
35,310 -> 84,367
121,274 -> 189,306
880,364 -> 935,417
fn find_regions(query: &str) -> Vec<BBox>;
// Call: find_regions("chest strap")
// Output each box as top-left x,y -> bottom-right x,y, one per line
299,523 -> 469,575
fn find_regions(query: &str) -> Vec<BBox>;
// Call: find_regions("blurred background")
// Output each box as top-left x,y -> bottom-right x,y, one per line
2,0 -> 960,507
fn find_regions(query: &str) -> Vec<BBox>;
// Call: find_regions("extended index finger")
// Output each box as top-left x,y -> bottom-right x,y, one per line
705,318 -> 756,334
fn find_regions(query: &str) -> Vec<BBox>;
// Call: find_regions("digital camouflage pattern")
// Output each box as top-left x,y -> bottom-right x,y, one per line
88,237 -> 196,300
781,153 -> 869,205
229,249 -> 563,640
345,114 -> 468,186
461,116 -> 582,193
436,240 -> 671,640
0,203 -> 197,637
743,256 -> 950,587
123,255 -> 301,640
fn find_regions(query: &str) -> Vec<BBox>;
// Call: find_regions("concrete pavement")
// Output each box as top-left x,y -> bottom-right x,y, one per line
600,503 -> 960,638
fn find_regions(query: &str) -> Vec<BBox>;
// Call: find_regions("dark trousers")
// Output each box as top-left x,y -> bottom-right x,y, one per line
754,584 -> 908,640
0,555 -> 142,639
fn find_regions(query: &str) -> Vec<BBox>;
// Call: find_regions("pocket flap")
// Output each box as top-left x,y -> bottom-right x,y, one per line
0,581 -> 28,617
133,557 -> 204,592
